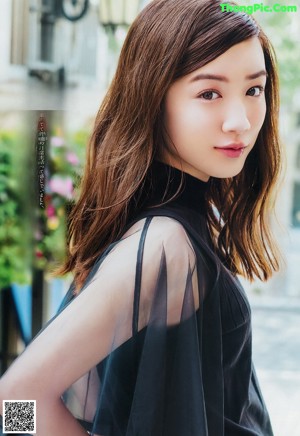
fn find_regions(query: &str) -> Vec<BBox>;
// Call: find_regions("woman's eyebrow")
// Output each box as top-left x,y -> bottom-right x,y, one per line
246,70 -> 267,80
189,70 -> 267,83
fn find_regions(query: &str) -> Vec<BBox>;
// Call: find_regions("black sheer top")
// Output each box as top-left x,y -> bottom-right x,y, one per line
60,160 -> 273,435
0,160 -> 274,436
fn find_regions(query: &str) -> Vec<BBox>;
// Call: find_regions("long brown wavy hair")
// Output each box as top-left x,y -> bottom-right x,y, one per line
54,0 -> 283,294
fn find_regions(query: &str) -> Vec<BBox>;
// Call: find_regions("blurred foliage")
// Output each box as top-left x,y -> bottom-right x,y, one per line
33,125 -> 88,273
0,132 -> 31,288
254,7 -> 300,106
0,124 -> 89,287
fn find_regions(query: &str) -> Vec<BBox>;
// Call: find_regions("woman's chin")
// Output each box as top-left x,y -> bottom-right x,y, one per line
210,165 -> 245,179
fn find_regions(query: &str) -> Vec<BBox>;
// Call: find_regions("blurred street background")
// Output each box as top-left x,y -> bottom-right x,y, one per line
249,296 -> 300,435
0,1 -> 300,435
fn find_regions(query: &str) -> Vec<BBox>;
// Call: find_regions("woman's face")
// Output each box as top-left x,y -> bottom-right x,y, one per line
162,37 -> 267,181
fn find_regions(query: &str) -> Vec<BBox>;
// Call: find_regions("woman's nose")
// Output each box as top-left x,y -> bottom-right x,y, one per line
222,103 -> 251,134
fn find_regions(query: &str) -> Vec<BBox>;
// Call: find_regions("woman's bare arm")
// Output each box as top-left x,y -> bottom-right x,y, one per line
0,227 -> 141,435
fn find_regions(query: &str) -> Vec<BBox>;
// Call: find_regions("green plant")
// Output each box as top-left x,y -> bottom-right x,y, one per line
0,124 -> 89,288
0,132 -> 31,288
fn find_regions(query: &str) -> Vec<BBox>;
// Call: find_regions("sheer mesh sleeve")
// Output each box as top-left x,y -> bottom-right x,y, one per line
58,215 -> 210,436
0,215 -> 219,436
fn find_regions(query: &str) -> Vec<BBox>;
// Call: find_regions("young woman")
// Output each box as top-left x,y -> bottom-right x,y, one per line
0,0 -> 283,435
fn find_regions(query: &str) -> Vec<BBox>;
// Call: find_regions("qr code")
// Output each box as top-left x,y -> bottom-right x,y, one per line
2,400 -> 36,434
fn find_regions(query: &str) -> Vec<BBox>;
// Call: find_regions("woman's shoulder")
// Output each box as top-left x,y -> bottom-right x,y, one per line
86,216 -> 196,296
120,215 -> 196,263
123,215 -> 192,240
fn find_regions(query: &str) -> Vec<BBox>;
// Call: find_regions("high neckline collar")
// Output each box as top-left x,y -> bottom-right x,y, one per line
143,160 -> 209,215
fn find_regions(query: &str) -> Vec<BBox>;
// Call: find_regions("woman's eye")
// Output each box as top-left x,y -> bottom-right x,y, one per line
198,90 -> 220,101
247,86 -> 264,97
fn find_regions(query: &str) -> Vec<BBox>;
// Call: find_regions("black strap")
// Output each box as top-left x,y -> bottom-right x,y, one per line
132,216 -> 153,336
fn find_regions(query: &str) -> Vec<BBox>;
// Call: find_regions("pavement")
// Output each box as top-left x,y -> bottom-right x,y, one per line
250,297 -> 300,436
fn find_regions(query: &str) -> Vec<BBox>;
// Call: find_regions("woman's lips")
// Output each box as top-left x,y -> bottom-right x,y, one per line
214,144 -> 246,158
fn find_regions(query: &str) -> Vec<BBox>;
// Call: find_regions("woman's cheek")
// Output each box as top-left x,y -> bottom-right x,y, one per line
180,104 -> 212,131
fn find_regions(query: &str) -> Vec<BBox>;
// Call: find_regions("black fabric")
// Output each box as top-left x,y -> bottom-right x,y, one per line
0,160 -> 274,436
58,160 -> 273,435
